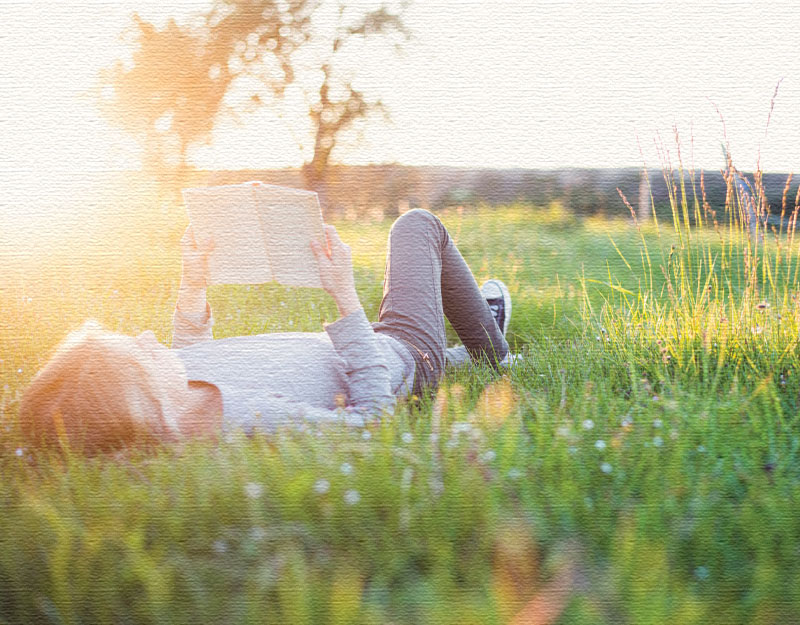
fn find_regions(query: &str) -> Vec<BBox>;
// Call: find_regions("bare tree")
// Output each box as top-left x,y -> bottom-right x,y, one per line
98,1 -> 410,212
301,4 -> 409,209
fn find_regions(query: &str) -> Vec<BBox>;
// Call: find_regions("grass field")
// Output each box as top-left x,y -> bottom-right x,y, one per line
2,170 -> 800,624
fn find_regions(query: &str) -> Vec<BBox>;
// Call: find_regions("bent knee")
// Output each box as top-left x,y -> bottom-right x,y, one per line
391,208 -> 441,234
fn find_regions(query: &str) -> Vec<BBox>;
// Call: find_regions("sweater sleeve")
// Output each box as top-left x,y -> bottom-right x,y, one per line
222,393 -> 374,434
171,301 -> 214,349
323,308 -> 395,420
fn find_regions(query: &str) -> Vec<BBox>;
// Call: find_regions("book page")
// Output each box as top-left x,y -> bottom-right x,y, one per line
254,184 -> 325,288
182,183 -> 272,285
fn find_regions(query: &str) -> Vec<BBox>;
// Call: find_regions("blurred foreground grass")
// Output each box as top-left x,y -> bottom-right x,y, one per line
2,200 -> 800,624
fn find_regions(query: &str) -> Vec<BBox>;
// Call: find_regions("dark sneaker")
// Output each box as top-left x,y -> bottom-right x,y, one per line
480,279 -> 511,337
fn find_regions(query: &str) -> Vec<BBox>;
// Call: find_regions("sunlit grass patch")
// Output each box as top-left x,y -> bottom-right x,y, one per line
3,151 -> 800,623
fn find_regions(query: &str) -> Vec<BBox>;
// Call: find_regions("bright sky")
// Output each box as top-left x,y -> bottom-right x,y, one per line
2,0 -> 799,185
2,0 -> 799,175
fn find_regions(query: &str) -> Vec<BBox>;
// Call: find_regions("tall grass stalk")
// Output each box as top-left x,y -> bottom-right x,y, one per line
588,129 -> 800,398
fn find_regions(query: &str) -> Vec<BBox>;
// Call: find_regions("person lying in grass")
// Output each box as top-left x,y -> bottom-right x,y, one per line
20,209 -> 513,454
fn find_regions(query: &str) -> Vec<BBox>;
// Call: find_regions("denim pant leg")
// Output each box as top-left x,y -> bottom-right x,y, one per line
372,209 -> 508,395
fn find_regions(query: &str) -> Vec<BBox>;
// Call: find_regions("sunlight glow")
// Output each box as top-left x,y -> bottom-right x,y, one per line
1,0 -> 799,247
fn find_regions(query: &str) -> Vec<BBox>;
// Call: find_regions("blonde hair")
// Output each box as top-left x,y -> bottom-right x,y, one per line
19,320 -> 179,454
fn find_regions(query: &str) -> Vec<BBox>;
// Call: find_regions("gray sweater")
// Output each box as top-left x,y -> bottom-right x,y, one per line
171,304 -> 416,432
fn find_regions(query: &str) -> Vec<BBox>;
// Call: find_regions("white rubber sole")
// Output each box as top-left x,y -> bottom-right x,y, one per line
480,279 -> 512,337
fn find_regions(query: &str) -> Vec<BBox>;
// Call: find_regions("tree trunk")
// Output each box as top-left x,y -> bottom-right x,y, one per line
302,161 -> 333,220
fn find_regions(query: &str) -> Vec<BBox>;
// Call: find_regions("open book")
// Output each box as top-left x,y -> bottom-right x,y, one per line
182,182 -> 326,287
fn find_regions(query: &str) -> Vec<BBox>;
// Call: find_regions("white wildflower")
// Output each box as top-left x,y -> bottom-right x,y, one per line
694,566 -> 709,581
582,419 -> 595,430
344,489 -> 361,505
313,479 -> 330,495
401,432 -> 413,444
600,462 -> 613,474
451,422 -> 472,435
361,430 -> 372,441
340,462 -> 353,476
653,436 -> 664,447
243,482 -> 264,499
595,439 -> 607,451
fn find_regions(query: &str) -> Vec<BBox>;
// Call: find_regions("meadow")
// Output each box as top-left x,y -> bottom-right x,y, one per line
2,167 -> 800,624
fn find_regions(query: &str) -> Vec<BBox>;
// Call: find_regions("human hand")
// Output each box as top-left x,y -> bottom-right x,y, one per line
180,226 -> 214,289
311,225 -> 361,317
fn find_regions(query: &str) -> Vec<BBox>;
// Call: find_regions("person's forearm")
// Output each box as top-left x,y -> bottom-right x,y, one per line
176,282 -> 208,320
172,282 -> 213,348
334,287 -> 362,318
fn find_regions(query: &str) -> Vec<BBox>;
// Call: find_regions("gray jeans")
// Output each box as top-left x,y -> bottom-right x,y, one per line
372,209 -> 509,395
